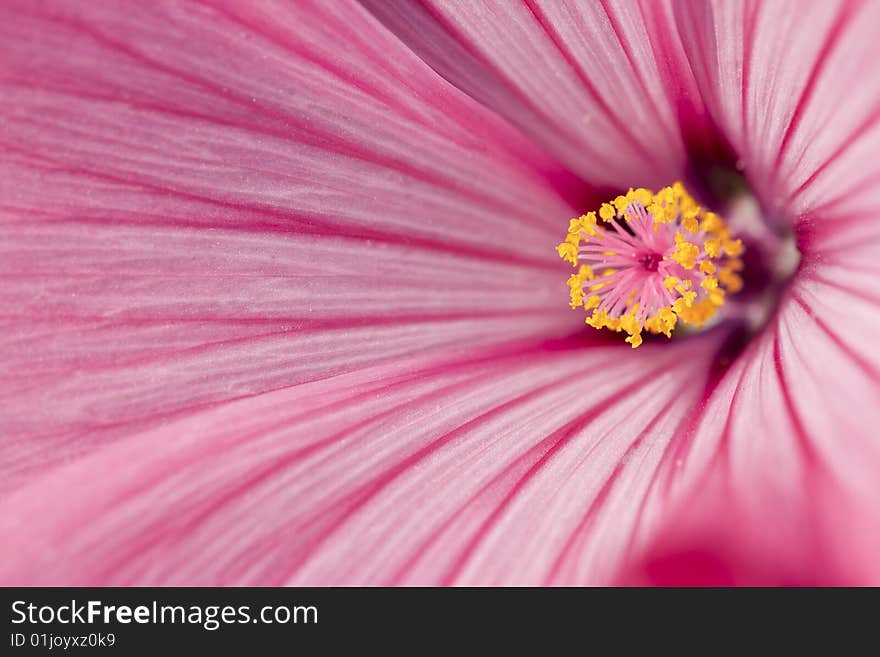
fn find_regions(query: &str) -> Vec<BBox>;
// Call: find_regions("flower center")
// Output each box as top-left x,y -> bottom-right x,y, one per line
556,182 -> 744,348
638,251 -> 662,272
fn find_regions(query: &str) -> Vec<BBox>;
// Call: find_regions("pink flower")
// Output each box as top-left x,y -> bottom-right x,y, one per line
1,0 -> 878,585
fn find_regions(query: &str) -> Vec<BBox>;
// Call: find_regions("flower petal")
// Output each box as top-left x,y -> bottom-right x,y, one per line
0,0 -> 581,487
623,273 -> 880,584
362,0 -> 710,188
659,3 -> 880,580
675,0 -> 880,215
0,334 -> 725,585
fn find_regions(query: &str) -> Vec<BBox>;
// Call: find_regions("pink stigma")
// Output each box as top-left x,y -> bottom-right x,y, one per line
638,251 -> 663,272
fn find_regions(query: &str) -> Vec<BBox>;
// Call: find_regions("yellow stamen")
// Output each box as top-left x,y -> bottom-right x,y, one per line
704,238 -> 721,258
599,203 -> 616,221
555,181 -> 744,347
672,233 -> 700,269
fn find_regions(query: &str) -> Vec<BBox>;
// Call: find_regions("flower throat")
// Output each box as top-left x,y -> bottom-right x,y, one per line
557,182 -> 744,348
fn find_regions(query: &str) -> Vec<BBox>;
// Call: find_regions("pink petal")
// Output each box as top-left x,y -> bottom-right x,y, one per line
641,4 -> 880,583
362,0 -> 711,188
0,334 -> 725,585
4,0 -> 879,588
619,468 -> 880,585
621,272 -> 880,584
0,0 -> 581,488
675,0 -> 880,215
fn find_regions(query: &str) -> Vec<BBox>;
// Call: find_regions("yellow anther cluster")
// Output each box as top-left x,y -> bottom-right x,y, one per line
566,265 -> 594,309
672,233 -> 700,269
718,259 -> 745,293
556,212 -> 599,265
556,182 -> 745,348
